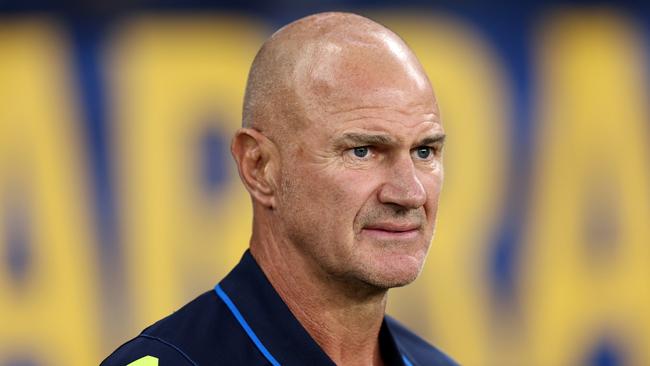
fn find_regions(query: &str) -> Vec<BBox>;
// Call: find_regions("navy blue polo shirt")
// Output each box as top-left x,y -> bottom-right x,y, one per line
101,251 -> 457,365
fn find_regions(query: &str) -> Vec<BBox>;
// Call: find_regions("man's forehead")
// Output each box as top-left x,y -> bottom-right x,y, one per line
302,83 -> 440,133
300,39 -> 432,101
292,36 -> 437,132
320,88 -> 437,115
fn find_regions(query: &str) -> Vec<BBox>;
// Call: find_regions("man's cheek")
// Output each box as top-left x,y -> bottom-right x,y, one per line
312,174 -> 347,204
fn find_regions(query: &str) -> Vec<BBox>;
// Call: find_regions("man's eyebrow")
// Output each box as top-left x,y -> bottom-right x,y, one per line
417,134 -> 446,146
333,132 -> 396,147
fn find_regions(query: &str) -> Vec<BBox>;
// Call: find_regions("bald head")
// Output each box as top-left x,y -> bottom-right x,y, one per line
242,12 -> 434,139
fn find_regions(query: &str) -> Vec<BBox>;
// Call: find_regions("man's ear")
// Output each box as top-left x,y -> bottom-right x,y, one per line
231,128 -> 279,209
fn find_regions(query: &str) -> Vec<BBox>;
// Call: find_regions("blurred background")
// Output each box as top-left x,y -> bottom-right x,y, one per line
1,0 -> 649,365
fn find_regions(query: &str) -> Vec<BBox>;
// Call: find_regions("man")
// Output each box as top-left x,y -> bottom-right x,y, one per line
102,12 -> 456,366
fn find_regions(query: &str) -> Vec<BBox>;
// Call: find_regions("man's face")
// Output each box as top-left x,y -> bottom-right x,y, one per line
274,71 -> 444,289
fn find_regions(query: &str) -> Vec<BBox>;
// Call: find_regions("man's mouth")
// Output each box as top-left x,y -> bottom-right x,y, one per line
361,222 -> 421,239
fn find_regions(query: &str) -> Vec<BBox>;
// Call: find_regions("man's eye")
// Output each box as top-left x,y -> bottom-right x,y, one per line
414,147 -> 433,159
352,146 -> 370,158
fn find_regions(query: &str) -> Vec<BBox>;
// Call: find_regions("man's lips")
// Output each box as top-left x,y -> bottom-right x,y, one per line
363,222 -> 420,232
361,222 -> 421,239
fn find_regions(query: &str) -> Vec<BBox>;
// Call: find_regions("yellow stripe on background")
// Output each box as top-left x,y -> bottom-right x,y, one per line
0,18 -> 100,366
523,9 -> 650,366
107,15 -> 266,340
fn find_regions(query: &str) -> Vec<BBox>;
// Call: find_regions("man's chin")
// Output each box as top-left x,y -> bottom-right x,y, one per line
359,254 -> 425,289
366,270 -> 421,289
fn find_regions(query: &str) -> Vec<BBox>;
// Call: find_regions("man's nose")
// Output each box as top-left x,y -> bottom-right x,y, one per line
377,155 -> 427,209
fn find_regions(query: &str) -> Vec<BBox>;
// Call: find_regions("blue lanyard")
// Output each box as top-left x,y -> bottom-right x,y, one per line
215,284 -> 414,366
215,284 -> 281,366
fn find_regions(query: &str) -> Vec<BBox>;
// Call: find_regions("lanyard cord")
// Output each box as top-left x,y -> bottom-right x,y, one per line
215,284 -> 281,366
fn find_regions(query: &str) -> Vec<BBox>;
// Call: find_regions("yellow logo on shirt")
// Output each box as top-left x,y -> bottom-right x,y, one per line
127,355 -> 159,366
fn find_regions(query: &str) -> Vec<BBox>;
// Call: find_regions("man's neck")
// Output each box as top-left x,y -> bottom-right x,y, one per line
250,231 -> 388,366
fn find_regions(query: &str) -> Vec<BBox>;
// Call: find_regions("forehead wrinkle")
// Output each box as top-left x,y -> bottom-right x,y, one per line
323,104 -> 439,119
333,116 -> 440,130
307,80 -> 436,127
325,104 -> 442,130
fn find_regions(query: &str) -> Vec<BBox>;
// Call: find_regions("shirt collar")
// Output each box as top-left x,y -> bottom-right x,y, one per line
217,250 -> 410,366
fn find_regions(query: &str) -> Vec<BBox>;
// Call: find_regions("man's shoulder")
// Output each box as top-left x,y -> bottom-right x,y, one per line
100,335 -> 196,366
385,316 -> 459,366
101,290 -> 237,366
